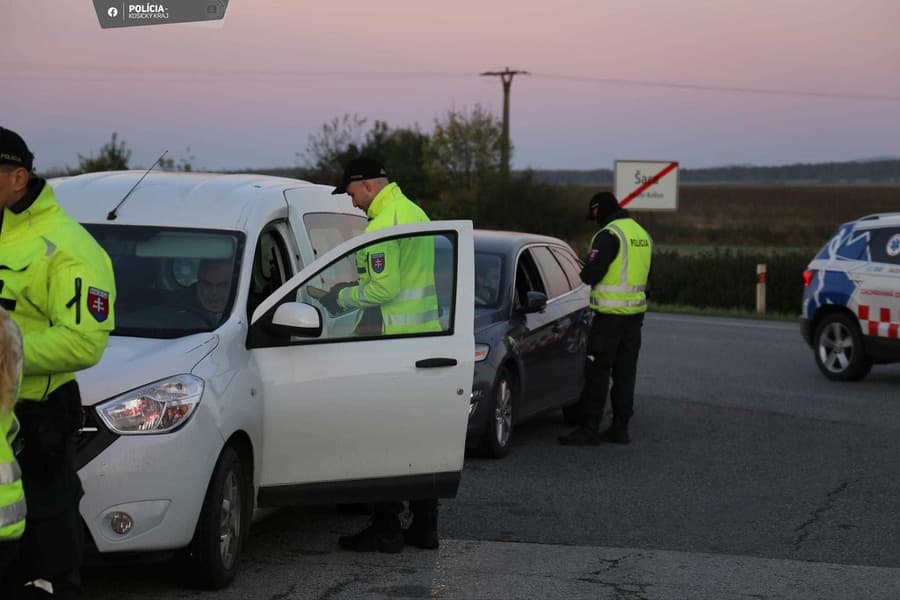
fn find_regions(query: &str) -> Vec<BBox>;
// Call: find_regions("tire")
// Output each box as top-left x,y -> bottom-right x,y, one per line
813,312 -> 873,382
480,366 -> 515,458
183,445 -> 251,589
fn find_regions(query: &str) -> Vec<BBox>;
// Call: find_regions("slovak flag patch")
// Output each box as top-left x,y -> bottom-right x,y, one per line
88,287 -> 110,322
370,253 -> 386,274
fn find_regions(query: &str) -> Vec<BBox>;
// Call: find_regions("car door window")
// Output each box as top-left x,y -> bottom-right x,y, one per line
551,246 -> 583,289
273,231 -> 457,342
529,246 -> 570,299
248,226 -> 290,319
869,227 -> 900,265
515,249 -> 546,307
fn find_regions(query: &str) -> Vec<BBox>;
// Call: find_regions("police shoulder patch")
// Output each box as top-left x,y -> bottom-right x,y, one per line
370,253 -> 386,274
87,287 -> 110,322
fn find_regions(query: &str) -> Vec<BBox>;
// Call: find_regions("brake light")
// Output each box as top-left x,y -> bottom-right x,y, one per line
802,270 -> 816,288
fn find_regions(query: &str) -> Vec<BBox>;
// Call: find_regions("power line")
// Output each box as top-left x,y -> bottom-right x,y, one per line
3,61 -> 900,103
531,73 -> 900,103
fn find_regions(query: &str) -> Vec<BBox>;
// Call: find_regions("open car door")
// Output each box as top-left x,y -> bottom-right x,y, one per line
248,220 -> 474,506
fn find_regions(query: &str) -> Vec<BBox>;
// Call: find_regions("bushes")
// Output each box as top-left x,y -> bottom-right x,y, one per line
648,248 -> 809,315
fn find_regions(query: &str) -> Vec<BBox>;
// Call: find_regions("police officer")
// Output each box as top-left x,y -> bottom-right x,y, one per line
559,191 -> 652,446
0,308 -> 25,578
0,127 -> 116,598
322,157 -> 441,553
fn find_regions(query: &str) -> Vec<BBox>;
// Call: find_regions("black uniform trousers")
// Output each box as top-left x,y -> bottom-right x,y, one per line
581,312 -> 645,424
2,381 -> 85,599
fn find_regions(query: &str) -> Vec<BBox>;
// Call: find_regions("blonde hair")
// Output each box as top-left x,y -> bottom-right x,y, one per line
0,308 -> 23,414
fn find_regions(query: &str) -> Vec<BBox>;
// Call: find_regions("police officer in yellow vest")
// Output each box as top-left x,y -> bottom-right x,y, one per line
559,192 -> 652,446
322,157 -> 441,553
0,128 -> 116,598
0,308 -> 25,579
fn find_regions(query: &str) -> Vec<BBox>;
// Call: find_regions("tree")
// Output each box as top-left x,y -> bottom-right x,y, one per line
361,120 -> 433,202
301,114 -> 369,185
424,105 -> 504,224
160,147 -> 196,172
425,105 -> 503,191
71,132 -> 132,174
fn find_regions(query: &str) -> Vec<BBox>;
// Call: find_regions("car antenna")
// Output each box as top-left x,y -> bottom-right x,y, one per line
106,150 -> 168,221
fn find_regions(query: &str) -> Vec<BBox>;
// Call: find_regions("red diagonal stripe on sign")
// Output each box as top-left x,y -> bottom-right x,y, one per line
620,162 -> 678,208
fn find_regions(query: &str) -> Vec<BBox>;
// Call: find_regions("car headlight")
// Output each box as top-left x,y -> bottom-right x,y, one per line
475,343 -> 490,362
96,374 -> 204,435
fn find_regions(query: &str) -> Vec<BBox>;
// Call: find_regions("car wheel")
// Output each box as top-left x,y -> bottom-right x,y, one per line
481,366 -> 515,458
184,445 -> 251,589
813,312 -> 873,381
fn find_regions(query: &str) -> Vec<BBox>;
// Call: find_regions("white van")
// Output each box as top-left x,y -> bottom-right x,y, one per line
52,171 -> 474,588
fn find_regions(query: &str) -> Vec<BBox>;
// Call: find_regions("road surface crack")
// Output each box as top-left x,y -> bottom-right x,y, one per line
793,480 -> 850,550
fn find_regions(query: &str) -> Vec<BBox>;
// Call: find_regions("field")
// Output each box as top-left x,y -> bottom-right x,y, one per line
556,184 -> 899,250
550,185 -> 899,316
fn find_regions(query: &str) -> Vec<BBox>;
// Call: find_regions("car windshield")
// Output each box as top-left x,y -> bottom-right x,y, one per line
474,252 -> 505,308
84,224 -> 244,339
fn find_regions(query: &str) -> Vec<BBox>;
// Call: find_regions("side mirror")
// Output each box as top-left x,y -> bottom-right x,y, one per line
268,302 -> 322,337
521,291 -> 547,314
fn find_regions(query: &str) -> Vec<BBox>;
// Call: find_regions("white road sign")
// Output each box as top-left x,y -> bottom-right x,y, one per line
614,160 -> 679,211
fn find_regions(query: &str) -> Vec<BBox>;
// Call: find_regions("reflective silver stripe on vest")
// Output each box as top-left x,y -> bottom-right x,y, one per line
592,284 -> 646,293
0,460 -> 21,485
41,236 -> 57,257
606,223 -> 629,285
359,285 -> 436,307
0,498 -> 26,529
592,298 -> 647,308
384,309 -> 441,326
395,285 -> 436,302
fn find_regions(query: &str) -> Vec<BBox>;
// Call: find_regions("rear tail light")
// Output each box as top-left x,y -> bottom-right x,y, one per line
802,270 -> 816,288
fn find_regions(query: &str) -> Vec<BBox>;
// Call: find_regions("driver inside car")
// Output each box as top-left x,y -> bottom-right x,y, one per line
196,258 -> 233,322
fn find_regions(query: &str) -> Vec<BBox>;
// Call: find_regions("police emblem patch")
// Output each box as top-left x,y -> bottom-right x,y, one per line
88,287 -> 110,322
371,253 -> 386,274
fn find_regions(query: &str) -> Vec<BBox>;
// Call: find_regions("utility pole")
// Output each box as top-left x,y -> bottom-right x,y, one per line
480,67 -> 529,183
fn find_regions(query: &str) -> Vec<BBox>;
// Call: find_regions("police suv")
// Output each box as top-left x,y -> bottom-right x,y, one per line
801,212 -> 900,381
51,171 -> 475,588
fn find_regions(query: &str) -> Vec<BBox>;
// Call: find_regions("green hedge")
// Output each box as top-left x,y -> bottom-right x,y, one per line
647,249 -> 810,315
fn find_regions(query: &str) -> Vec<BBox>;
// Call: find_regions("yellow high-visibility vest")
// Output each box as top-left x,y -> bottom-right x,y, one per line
0,180 -> 116,400
589,218 -> 652,315
338,183 -> 441,334
0,409 -> 25,541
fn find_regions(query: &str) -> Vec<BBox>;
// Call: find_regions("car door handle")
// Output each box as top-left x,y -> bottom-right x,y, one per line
416,358 -> 458,368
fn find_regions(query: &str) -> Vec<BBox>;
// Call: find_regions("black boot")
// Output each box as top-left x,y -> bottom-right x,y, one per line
338,515 -> 403,553
404,500 -> 439,549
558,416 -> 602,446
597,417 -> 629,444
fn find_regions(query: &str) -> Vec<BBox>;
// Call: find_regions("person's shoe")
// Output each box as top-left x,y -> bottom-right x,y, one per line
338,522 -> 404,553
597,420 -> 630,444
404,522 -> 439,549
557,426 -> 602,446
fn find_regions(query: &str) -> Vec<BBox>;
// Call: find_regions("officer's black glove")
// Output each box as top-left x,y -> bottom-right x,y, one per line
315,282 -> 354,316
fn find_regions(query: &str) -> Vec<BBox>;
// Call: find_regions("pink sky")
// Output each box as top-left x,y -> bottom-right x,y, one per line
3,0 -> 899,171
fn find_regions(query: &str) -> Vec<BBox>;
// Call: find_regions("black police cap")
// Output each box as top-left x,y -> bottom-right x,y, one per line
332,157 -> 388,195
0,127 -> 34,172
587,191 -> 619,220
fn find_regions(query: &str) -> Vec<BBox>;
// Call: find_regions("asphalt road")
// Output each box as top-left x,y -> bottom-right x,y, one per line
83,312 -> 900,599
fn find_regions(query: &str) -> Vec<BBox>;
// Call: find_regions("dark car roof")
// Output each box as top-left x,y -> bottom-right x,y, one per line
474,229 -> 574,254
